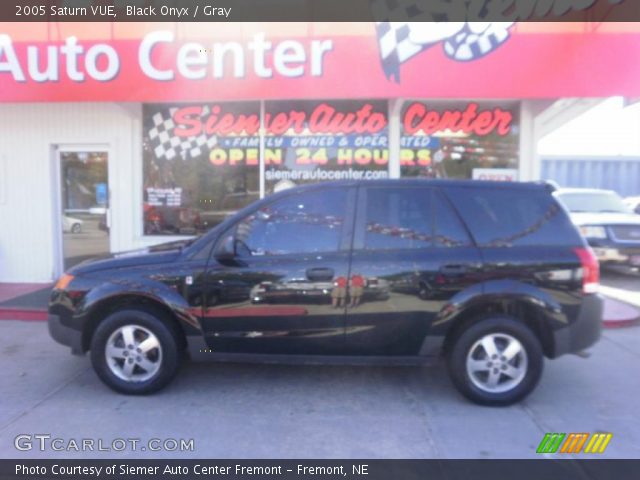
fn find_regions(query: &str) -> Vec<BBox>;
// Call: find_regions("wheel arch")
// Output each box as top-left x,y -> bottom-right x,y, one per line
441,296 -> 557,359
81,293 -> 189,352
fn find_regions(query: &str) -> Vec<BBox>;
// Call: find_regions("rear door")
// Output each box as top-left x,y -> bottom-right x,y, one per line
201,185 -> 356,355
345,185 -> 482,356
444,185 -> 586,307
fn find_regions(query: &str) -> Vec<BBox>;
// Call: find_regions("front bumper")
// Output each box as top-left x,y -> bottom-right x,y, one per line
552,294 -> 603,358
48,313 -> 84,355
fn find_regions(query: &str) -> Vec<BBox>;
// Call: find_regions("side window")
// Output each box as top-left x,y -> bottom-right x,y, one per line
445,187 -> 582,247
363,187 -> 433,250
234,188 -> 348,256
433,192 -> 473,247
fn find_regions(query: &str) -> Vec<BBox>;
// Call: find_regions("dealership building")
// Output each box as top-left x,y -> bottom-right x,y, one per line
1,21 -> 639,283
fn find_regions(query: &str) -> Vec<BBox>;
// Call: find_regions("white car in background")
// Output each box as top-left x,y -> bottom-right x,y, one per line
62,215 -> 83,234
624,196 -> 640,215
554,188 -> 640,272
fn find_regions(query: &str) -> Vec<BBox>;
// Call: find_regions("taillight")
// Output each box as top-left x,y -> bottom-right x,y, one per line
574,247 -> 599,294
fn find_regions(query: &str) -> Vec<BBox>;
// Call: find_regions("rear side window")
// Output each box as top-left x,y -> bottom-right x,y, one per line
364,187 -> 432,250
360,187 -> 472,250
445,187 -> 581,247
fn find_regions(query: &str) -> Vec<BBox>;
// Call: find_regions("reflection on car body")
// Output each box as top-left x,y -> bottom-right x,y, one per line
250,279 -> 333,304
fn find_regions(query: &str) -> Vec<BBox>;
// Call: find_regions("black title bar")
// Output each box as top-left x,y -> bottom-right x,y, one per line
0,0 -> 637,22
1,460 -> 640,480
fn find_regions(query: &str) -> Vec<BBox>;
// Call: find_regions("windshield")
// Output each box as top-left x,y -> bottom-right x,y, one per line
556,191 -> 631,214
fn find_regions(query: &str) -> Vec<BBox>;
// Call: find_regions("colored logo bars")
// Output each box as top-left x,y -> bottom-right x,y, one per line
537,433 -> 613,454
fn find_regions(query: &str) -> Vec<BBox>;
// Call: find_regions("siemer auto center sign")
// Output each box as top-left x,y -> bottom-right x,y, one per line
1,22 -> 640,101
0,31 -> 333,82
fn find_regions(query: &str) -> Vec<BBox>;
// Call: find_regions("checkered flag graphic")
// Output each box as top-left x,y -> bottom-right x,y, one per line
148,106 -> 218,161
371,1 -> 514,82
375,21 -> 424,82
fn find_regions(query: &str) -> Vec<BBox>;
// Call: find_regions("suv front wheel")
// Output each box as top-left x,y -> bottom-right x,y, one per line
447,316 -> 543,406
90,308 -> 182,394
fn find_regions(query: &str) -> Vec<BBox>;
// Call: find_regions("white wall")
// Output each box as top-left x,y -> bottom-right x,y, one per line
0,103 -> 144,283
539,97 -> 640,156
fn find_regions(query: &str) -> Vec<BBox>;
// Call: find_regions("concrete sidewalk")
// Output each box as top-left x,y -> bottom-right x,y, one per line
0,283 -> 51,321
602,295 -> 640,327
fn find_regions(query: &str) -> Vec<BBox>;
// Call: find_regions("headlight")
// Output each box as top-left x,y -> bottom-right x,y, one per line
54,273 -> 75,290
579,226 -> 607,239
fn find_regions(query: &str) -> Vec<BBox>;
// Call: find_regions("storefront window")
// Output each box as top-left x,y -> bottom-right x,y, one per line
400,101 -> 520,180
142,100 -> 521,236
263,100 -> 389,194
143,102 -> 260,235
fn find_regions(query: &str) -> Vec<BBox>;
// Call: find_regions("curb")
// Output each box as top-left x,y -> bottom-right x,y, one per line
602,317 -> 640,329
602,296 -> 640,329
0,308 -> 48,321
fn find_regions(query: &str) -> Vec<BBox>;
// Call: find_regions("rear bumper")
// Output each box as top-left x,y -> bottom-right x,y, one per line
48,313 -> 84,355
552,294 -> 603,358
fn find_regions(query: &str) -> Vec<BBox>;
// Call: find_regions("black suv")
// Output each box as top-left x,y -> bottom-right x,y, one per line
49,180 -> 602,405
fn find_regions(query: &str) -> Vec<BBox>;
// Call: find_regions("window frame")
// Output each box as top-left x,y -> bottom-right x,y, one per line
432,188 -> 476,248
213,185 -> 357,259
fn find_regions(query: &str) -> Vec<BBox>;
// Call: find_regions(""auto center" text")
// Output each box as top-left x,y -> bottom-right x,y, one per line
0,32 -> 333,82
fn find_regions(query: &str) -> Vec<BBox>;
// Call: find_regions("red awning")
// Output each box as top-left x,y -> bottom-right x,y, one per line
1,22 -> 639,102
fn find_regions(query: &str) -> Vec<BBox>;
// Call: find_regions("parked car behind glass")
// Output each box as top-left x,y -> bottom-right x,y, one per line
62,215 -> 83,234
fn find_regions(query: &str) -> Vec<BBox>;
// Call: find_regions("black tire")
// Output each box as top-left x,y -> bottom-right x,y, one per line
90,308 -> 182,395
71,223 -> 82,234
447,315 -> 543,406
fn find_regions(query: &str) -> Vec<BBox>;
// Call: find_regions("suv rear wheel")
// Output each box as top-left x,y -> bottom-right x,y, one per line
447,316 -> 543,406
90,308 -> 182,394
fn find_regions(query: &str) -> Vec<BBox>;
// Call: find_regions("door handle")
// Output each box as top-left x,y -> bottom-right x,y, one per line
439,264 -> 467,275
306,268 -> 335,282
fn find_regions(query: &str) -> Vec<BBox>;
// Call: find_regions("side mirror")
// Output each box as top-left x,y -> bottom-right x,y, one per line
215,235 -> 236,261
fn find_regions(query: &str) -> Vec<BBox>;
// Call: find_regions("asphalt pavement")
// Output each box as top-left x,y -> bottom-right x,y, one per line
1,317 -> 639,459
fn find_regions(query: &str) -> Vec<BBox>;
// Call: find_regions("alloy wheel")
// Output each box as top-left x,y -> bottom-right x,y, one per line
105,324 -> 162,382
465,333 -> 528,394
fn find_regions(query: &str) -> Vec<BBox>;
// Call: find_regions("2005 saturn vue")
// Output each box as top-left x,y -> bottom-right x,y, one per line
49,180 -> 602,405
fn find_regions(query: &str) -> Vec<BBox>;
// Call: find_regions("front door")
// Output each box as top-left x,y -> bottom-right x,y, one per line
58,148 -> 111,271
345,185 -> 482,355
201,185 -> 356,355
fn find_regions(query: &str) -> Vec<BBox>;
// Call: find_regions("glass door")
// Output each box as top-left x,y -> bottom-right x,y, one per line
59,149 -> 110,270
